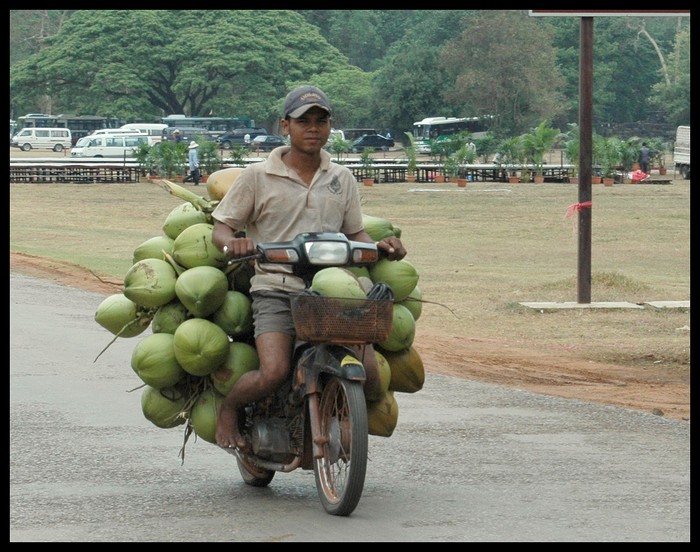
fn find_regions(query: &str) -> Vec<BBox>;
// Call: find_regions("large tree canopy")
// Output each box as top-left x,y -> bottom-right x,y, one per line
10,10 -> 354,127
10,10 -> 689,138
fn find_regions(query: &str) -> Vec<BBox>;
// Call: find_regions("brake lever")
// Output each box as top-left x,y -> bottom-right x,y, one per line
224,245 -> 262,266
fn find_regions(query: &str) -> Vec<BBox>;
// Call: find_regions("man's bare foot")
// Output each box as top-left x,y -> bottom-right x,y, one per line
216,405 -> 249,452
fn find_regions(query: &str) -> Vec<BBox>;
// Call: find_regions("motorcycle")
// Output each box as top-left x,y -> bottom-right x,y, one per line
224,232 -> 394,516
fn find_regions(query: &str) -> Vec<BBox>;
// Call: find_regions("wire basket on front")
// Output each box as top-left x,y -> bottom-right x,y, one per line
291,293 -> 393,344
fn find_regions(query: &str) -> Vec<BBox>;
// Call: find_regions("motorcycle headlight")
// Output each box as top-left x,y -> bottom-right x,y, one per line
305,241 -> 350,265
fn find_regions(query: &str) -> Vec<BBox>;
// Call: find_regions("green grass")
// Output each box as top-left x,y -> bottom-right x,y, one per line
10,177 -> 690,371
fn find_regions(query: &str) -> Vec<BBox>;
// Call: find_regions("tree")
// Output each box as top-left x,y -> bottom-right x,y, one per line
648,27 -> 690,126
439,10 -> 566,137
10,10 -> 354,126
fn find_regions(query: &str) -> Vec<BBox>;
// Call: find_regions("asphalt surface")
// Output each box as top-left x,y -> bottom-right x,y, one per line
9,273 -> 690,542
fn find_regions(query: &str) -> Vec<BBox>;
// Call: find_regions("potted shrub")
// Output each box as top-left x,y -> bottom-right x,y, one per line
328,134 -> 351,162
598,136 -> 622,186
564,123 -> 580,183
647,137 -> 668,174
360,147 -> 375,186
521,120 -> 561,183
197,139 -> 222,182
403,131 -> 418,182
150,140 -> 188,180
497,136 -> 524,183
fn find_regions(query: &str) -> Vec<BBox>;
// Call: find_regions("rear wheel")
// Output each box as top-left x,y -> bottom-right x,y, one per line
53,144 -> 64,152
313,377 -> 368,516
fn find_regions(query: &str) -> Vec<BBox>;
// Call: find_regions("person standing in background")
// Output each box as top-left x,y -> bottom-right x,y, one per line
639,142 -> 651,174
184,141 -> 200,186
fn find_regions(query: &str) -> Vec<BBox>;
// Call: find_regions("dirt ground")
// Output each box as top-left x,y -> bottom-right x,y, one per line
10,251 -> 690,422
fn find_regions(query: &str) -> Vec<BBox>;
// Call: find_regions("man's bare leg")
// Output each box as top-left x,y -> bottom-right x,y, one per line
215,332 -> 293,450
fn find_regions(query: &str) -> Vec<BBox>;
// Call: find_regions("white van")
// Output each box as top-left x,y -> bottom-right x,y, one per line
70,133 -> 148,158
89,128 -> 144,137
11,127 -> 72,152
119,123 -> 168,145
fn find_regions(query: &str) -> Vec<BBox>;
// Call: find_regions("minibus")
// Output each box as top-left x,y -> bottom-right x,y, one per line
70,133 -> 148,158
119,123 -> 168,144
11,127 -> 72,152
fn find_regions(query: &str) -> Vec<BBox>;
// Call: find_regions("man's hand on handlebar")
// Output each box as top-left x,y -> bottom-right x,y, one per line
222,237 -> 256,260
376,236 -> 406,261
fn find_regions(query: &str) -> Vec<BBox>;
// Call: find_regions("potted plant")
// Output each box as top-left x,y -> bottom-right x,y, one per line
598,136 -> 622,186
360,147 -> 375,186
521,120 -> 560,183
443,155 -> 460,183
133,142 -> 154,180
197,138 -> 222,182
150,140 -> 188,180
619,136 -> 642,182
563,123 -> 580,184
647,137 -> 668,174
497,136 -> 524,183
328,134 -> 351,162
403,131 -> 418,183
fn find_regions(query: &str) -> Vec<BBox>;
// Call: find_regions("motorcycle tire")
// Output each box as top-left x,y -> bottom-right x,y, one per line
236,455 -> 275,487
313,377 -> 368,516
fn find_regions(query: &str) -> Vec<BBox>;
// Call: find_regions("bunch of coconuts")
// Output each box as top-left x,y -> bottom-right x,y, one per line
94,169 -> 425,453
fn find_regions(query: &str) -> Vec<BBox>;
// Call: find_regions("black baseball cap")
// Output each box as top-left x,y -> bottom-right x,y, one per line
283,85 -> 332,119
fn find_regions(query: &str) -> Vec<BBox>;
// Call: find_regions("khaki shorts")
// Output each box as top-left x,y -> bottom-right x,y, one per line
251,290 -> 296,338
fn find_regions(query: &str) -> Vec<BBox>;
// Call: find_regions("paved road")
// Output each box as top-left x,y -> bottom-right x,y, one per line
9,273 -> 690,542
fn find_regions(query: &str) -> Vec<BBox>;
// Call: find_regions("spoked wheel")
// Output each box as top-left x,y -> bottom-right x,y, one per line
235,453 -> 275,487
313,377 -> 368,516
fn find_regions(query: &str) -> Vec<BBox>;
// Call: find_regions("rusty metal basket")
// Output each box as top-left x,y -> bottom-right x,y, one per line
291,293 -> 393,344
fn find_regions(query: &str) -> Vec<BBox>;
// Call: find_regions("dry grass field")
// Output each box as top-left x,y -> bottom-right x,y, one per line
9,148 -> 690,420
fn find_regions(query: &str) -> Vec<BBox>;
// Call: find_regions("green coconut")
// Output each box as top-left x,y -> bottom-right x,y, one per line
368,258 -> 419,302
377,303 -> 416,352
310,267 -> 367,300
383,345 -> 425,394
367,390 -> 399,437
141,385 -> 187,429
364,348 -> 392,403
209,290 -> 253,337
173,318 -> 230,376
175,265 -> 229,318
398,285 -> 422,321
132,235 -> 175,264
94,293 -> 151,338
172,222 -> 226,269
189,387 -> 224,444
362,213 -> 396,241
123,258 -> 178,309
210,341 -> 260,396
162,202 -> 210,240
131,332 -> 187,389
152,300 -> 190,334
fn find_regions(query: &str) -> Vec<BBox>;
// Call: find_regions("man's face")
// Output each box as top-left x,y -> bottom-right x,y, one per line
281,106 -> 331,154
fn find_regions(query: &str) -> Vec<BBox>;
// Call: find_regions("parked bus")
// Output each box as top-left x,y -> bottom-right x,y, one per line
160,115 -> 255,138
412,116 -> 492,154
16,113 -> 124,145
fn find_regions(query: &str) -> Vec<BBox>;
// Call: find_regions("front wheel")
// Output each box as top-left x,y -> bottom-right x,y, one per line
236,455 -> 275,487
313,377 -> 368,516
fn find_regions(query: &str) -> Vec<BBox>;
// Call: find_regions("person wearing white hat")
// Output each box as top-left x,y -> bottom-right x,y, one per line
184,140 -> 200,186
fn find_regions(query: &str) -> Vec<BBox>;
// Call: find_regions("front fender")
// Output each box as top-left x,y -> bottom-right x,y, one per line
295,345 -> 366,395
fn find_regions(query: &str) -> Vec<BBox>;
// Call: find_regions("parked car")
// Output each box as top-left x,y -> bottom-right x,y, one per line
351,134 -> 395,153
216,128 -> 268,149
249,134 -> 287,151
